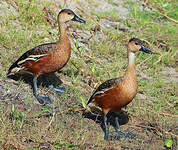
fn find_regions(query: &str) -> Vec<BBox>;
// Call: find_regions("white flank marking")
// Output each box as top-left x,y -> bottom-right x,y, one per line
18,54 -> 48,65
92,86 -> 113,97
10,66 -> 24,74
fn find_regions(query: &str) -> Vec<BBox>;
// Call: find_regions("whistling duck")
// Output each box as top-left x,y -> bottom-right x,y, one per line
7,9 -> 85,104
87,38 -> 152,140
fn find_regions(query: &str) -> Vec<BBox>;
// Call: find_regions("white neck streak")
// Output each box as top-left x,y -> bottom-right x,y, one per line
128,52 -> 135,65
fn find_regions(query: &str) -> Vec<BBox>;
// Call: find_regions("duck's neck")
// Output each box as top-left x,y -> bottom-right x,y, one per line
58,22 -> 68,40
128,51 -> 135,65
125,51 -> 136,78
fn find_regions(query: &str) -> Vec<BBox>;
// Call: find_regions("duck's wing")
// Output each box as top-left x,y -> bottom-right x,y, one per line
7,42 -> 57,75
87,77 -> 122,105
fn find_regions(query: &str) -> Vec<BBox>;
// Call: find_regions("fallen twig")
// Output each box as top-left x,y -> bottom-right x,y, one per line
147,109 -> 178,118
46,111 -> 56,130
135,124 -> 158,131
138,123 -> 178,138
171,51 -> 177,58
29,12 -> 50,25
43,7 -> 56,24
153,51 -> 169,65
144,0 -> 178,23
25,0 -> 32,10
9,0 -> 19,9
138,54 -> 153,67
130,110 -> 178,138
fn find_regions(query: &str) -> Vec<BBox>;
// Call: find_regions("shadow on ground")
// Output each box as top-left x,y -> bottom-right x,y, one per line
83,110 -> 129,136
7,73 -> 63,88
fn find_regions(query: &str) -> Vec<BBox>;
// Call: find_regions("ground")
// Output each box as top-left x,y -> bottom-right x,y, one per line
0,0 -> 177,149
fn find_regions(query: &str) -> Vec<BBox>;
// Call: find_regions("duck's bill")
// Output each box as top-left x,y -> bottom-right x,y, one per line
139,45 -> 152,54
72,15 -> 86,23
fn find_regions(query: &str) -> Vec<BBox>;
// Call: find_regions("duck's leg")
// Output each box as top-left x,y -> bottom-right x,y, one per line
115,115 -> 136,140
104,114 -> 110,140
114,116 -> 126,139
48,85 -> 66,95
33,77 -> 52,104
43,75 -> 66,95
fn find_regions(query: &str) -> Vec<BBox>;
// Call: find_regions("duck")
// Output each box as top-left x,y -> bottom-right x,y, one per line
87,38 -> 152,140
7,9 -> 85,104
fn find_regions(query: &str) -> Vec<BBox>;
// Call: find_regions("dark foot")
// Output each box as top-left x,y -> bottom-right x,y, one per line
104,134 -> 115,140
116,131 -> 136,140
36,95 -> 53,104
105,131 -> 136,140
48,85 -> 66,95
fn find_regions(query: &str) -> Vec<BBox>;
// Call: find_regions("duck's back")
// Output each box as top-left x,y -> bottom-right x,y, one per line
7,41 -> 71,77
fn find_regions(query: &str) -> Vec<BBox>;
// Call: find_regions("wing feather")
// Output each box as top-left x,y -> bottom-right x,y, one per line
7,42 -> 57,75
87,77 -> 121,105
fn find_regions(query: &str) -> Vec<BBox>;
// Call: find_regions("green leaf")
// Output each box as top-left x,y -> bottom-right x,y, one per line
12,104 -> 15,113
92,64 -> 96,73
40,108 -> 51,114
134,6 -> 137,18
68,105 -> 78,111
44,26 -> 57,36
126,19 -> 131,27
80,46 -> 85,55
53,143 -> 63,148
80,96 -> 87,108
75,40 -> 79,48
165,139 -> 173,148
17,111 -> 25,118
26,148 -> 40,150
65,144 -> 76,148
54,143 -> 77,148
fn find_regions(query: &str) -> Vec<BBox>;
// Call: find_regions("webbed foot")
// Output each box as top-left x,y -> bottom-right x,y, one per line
48,85 -> 66,95
116,131 -> 136,140
36,95 -> 53,105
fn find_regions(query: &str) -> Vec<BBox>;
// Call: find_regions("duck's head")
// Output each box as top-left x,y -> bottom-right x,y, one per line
128,38 -> 152,54
57,9 -> 85,24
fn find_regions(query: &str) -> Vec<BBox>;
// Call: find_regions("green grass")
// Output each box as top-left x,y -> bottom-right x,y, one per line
0,0 -> 177,149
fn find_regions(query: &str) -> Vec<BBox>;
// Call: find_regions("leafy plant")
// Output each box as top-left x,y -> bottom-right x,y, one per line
165,139 -> 173,148
53,142 -> 77,148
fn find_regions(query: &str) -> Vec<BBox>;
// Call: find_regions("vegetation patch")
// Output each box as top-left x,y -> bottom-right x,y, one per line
0,0 -> 177,149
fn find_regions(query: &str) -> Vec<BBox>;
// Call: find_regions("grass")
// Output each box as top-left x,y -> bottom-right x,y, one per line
0,0 -> 177,149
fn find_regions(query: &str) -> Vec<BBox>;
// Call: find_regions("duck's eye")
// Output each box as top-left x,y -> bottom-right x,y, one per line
67,12 -> 72,15
135,42 -> 139,45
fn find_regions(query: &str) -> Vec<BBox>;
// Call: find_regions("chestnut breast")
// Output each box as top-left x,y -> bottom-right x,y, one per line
51,38 -> 71,70
94,72 -> 138,113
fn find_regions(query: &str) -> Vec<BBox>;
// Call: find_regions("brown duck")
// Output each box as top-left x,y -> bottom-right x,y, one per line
7,9 -> 85,104
87,38 -> 152,140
